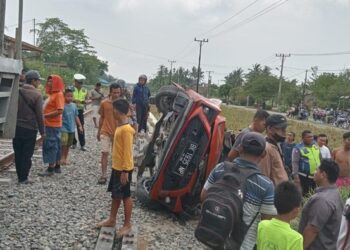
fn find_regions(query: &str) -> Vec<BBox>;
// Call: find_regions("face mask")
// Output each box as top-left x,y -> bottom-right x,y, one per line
273,133 -> 286,143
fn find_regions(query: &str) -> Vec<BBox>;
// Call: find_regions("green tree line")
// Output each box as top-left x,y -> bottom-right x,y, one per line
149,63 -> 350,111
23,18 -> 110,85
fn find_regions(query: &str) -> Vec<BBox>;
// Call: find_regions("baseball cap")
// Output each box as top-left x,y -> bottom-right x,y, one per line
241,132 -> 266,156
25,70 -> 43,82
74,73 -> 86,83
266,114 -> 288,128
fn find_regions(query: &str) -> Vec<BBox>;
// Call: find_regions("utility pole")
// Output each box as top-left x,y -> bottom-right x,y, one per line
0,0 -> 6,56
15,0 -> 23,60
194,38 -> 208,93
168,59 -> 176,83
302,70 -> 308,106
206,70 -> 213,97
30,18 -> 36,46
276,53 -> 290,107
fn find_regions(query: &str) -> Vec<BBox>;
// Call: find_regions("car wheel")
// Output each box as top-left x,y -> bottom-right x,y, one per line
135,177 -> 162,209
155,85 -> 184,113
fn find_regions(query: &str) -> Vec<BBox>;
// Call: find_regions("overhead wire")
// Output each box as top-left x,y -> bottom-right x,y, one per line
210,0 -> 289,39
291,51 -> 350,56
197,0 -> 260,37
174,0 -> 260,60
89,37 -> 168,61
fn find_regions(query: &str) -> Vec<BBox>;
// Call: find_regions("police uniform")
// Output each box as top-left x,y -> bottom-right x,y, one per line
72,74 -> 88,149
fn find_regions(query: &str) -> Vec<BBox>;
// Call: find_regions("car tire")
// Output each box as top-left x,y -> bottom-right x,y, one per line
155,85 -> 184,113
135,177 -> 161,209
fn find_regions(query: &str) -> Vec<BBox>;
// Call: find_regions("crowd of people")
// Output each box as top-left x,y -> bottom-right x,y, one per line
12,70 -> 350,249
287,105 -> 350,129
202,110 -> 350,249
13,70 -> 151,237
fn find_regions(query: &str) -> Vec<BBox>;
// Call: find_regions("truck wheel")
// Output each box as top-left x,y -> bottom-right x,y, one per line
135,177 -> 161,209
155,85 -> 183,113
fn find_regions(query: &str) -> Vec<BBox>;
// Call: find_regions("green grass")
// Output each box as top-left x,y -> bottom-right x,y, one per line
221,105 -> 344,149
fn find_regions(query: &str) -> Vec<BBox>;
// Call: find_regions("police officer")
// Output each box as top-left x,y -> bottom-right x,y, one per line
292,130 -> 322,196
72,74 -> 88,151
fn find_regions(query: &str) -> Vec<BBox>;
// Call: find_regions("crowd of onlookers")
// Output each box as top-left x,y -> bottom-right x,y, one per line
199,110 -> 350,249
13,71 -> 350,249
287,105 -> 350,129
14,70 -> 151,237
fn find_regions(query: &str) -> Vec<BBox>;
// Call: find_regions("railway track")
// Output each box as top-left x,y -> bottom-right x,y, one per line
0,108 -> 92,172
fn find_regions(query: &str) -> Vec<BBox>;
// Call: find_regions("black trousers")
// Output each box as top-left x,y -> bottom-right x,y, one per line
136,104 -> 148,132
299,175 -> 316,196
73,109 -> 85,147
12,126 -> 37,182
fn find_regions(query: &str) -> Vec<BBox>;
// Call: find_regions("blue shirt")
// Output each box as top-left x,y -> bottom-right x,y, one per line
132,83 -> 150,106
62,103 -> 78,133
281,142 -> 296,167
203,158 -> 277,250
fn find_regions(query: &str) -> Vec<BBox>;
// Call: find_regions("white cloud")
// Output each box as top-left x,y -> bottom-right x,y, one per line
114,0 -> 147,11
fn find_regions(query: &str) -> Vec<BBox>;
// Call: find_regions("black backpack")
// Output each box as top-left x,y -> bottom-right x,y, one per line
195,161 -> 259,250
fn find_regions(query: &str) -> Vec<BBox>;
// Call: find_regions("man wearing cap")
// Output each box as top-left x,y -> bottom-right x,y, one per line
72,74 -> 88,151
13,70 -> 45,184
201,132 -> 276,249
258,114 -> 289,185
292,130 -> 321,196
132,74 -> 150,132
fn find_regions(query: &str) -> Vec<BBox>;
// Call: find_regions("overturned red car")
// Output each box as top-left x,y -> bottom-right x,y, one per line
136,84 -> 229,214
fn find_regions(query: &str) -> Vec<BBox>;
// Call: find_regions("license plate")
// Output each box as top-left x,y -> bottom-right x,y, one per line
174,142 -> 198,176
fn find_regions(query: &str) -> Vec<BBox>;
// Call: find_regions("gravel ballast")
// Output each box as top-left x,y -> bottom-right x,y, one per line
0,116 -> 204,250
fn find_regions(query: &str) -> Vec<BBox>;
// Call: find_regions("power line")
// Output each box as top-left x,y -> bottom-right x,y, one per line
6,18 -> 32,28
210,0 -> 289,39
173,40 -> 194,59
291,51 -> 350,56
285,66 -> 348,72
174,0 -> 260,60
197,0 -> 260,37
89,37 -> 168,61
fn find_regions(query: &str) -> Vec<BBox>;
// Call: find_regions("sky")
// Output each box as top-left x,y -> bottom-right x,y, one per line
4,0 -> 350,84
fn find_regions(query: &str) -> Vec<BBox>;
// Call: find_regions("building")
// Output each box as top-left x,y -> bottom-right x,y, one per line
3,35 -> 43,58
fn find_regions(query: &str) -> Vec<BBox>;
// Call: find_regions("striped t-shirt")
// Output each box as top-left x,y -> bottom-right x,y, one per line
203,158 -> 277,250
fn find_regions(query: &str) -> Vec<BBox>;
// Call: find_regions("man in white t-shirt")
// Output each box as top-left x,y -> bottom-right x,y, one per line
317,134 -> 331,159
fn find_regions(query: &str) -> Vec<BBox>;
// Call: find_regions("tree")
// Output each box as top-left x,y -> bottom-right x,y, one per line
225,68 -> 244,104
218,84 -> 231,103
37,18 -> 107,84
310,73 -> 347,108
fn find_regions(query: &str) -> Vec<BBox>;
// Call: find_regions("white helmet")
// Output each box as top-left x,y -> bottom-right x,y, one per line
74,73 -> 86,82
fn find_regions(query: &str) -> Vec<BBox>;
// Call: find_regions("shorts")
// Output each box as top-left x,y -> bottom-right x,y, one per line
101,134 -> 113,153
61,132 -> 74,146
336,177 -> 350,187
107,169 -> 133,199
92,105 -> 99,118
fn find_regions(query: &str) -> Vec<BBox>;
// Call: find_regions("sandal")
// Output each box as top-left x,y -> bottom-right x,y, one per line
97,177 -> 107,185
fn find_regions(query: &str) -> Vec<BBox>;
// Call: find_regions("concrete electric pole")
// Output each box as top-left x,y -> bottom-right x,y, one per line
302,69 -> 308,106
0,0 -> 6,56
30,18 -> 36,46
194,38 -> 208,93
276,53 -> 290,107
168,59 -> 176,83
206,70 -> 213,97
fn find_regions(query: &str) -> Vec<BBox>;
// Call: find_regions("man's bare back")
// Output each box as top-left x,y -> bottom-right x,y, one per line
332,148 -> 350,178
